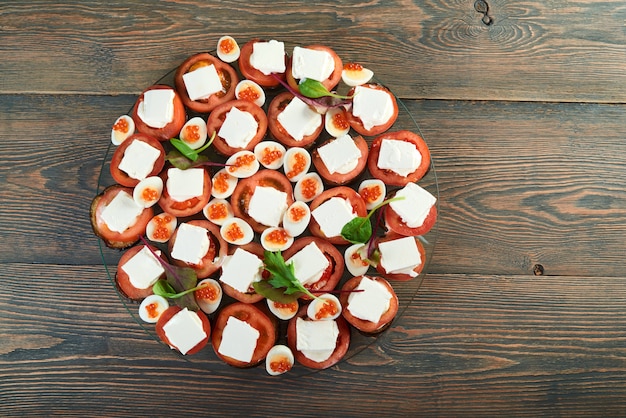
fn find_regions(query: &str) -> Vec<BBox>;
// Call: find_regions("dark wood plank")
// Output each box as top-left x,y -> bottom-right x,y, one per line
1,0 -> 624,102
1,264 -> 625,416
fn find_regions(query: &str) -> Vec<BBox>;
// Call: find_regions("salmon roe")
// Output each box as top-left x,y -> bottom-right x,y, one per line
287,153 -> 306,179
261,147 -> 283,166
238,85 -> 261,102
145,303 -> 160,319
228,154 -> 256,174
219,38 -> 236,54
184,124 -> 200,141
332,112 -> 349,130
112,117 -> 129,133
360,185 -> 382,204
289,206 -> 307,222
270,356 -> 292,373
195,283 -> 219,301
213,172 -> 231,194
152,214 -> 174,240
142,187 -> 159,202
344,62 -> 364,71
265,228 -> 289,245
207,202 -> 228,221
300,178 -> 319,201
315,299 -> 339,320
225,223 -> 244,242
351,251 -> 369,267
273,301 -> 297,311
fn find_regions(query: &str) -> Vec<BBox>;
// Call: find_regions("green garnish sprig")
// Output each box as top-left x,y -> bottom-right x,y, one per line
341,196 -> 405,244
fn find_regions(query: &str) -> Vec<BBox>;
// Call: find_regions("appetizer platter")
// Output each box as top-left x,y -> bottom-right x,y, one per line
92,36 -> 439,376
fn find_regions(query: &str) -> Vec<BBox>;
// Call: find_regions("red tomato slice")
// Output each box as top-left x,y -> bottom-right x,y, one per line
238,39 -> 286,88
174,52 -> 238,113
157,167 -> 212,218
345,83 -> 398,137
131,85 -> 186,141
267,92 -> 324,148
90,185 -> 154,249
167,220 -> 228,279
285,44 -> 343,93
206,99 -> 268,156
339,275 -> 398,333
287,305 -> 350,370
115,244 -> 168,301
308,186 -> 367,245
312,135 -> 369,185
109,133 -> 165,187
230,169 -> 294,233
155,306 -> 211,355
281,236 -> 345,296
384,197 -> 438,237
375,233 -> 427,281
211,302 -> 277,368
367,130 -> 431,186
220,242 -> 266,304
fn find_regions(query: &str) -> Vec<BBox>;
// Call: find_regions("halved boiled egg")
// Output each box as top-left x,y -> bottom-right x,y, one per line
217,35 -> 240,63
324,107 -> 350,138
345,243 -> 371,276
267,298 -> 299,321
146,212 -> 177,243
260,227 -> 294,252
220,217 -> 254,245
179,116 -> 208,150
194,278 -> 222,314
203,198 -> 234,226
133,176 -> 163,208
358,179 -> 386,210
265,344 -> 294,376
211,168 -> 238,199
282,201 -> 311,237
111,115 -> 135,145
138,294 -> 169,323
235,79 -> 266,107
342,62 -> 374,87
307,293 -> 342,321
283,147 -> 311,182
254,140 -> 285,170
294,172 -> 324,202
226,150 -> 260,178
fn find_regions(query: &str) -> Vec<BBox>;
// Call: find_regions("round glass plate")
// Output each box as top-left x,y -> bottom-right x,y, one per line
95,49 -> 438,376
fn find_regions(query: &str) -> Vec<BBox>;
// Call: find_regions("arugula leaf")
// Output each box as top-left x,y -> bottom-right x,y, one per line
341,196 -> 405,244
169,131 -> 216,162
261,250 -> 318,300
298,78 -> 352,100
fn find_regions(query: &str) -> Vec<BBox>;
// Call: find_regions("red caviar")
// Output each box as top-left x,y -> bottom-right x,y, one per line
207,202 -> 228,221
287,153 -> 306,179
331,112 -> 349,130
289,206 -> 307,222
315,299 -> 339,320
219,38 -> 237,54
213,172 -> 231,194
344,62 -> 364,71
238,85 -> 261,102
228,154 -> 256,174
270,356 -> 293,373
351,251 -> 369,267
184,124 -> 200,142
225,223 -> 244,242
261,147 -> 283,166
112,118 -> 129,133
359,185 -> 382,204
300,177 -> 319,201
265,228 -> 289,245
145,303 -> 160,319
195,283 -> 219,302
152,214 -> 174,240
142,187 -> 159,203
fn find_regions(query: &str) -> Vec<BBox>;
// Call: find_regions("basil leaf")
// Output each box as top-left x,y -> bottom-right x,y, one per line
341,217 -> 373,245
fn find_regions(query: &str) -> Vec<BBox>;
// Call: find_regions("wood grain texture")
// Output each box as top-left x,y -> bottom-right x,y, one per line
1,0 -> 624,102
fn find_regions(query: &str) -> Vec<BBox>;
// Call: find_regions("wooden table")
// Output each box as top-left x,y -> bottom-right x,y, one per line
2,1 -> 625,416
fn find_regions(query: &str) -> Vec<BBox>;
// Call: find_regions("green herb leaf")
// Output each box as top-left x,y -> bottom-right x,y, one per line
341,196 -> 405,244
169,131 -> 216,163
153,278 -> 208,300
298,78 -> 352,100
252,280 -> 303,304
165,149 -> 209,170
262,250 -> 317,299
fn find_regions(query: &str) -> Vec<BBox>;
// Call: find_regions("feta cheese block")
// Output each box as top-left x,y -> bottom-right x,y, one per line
121,246 -> 165,290
137,88 -> 175,128
250,40 -> 286,75
277,97 -> 322,141
101,190 -> 145,233
378,236 -> 422,277
291,46 -> 335,82
389,182 -> 437,228
182,64 -> 223,101
311,197 -> 356,238
296,318 -> 339,363
247,186 -> 288,227
166,167 -> 204,202
217,106 -> 259,149
219,248 -> 264,293
317,134 -> 362,174
162,308 -> 208,355
351,85 -> 394,130
347,277 -> 393,323
377,138 -> 422,177
170,222 -> 210,265
218,316 -> 260,363
118,139 -> 161,181
286,242 -> 330,286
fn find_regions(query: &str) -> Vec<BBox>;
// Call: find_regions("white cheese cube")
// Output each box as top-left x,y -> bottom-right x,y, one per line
218,316 -> 260,363
296,318 -> 339,363
286,242 -> 330,286
352,85 -> 394,130
378,236 -> 422,277
311,197 -> 356,238
291,46 -> 335,82
247,186 -> 288,227
317,134 -> 362,174
101,190 -> 144,233
219,248 -> 264,293
347,277 -> 392,323
277,97 -> 322,141
377,138 -> 422,177
121,247 -> 165,290
250,40 -> 286,75
182,64 -> 223,101
118,139 -> 161,181
162,308 -> 207,355
389,182 -> 437,228
217,106 -> 259,149
137,88 -> 175,128
166,167 -> 204,202
170,223 -> 210,265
